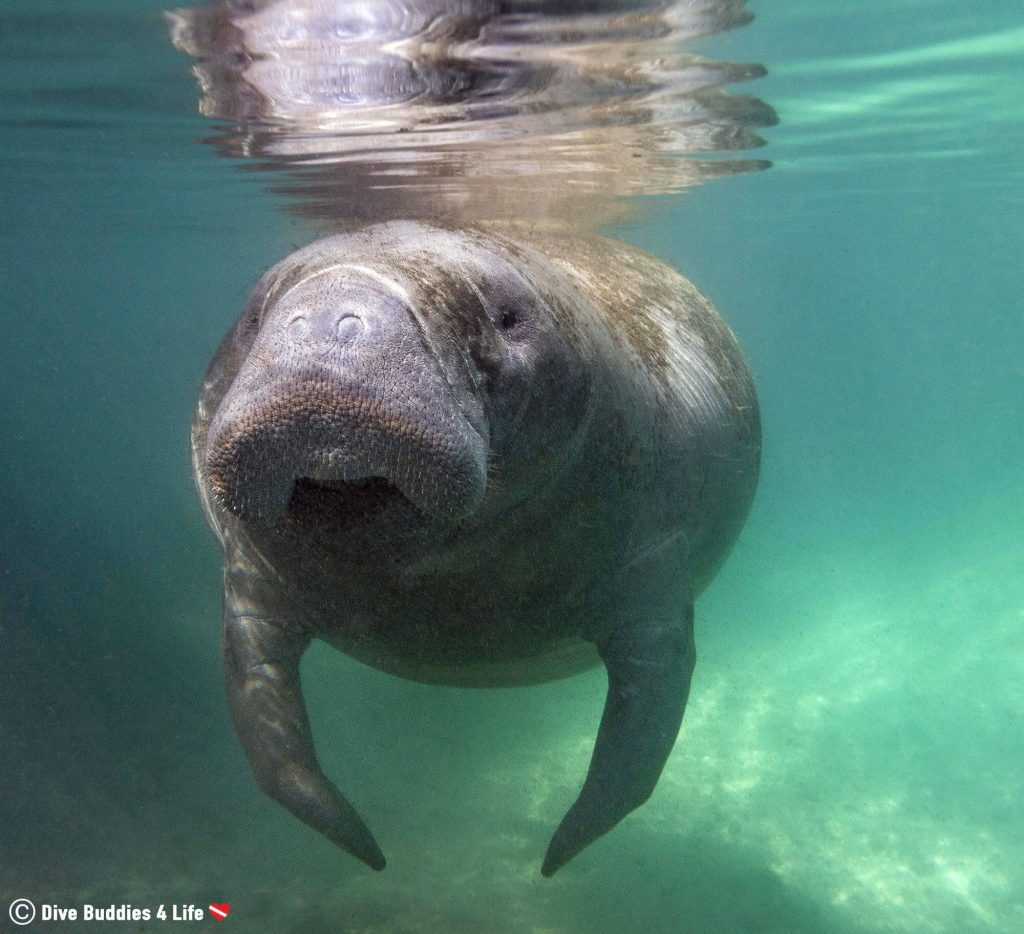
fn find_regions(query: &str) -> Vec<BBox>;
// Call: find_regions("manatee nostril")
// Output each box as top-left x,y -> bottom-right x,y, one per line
335,313 -> 364,345
285,311 -> 363,346
287,313 -> 310,341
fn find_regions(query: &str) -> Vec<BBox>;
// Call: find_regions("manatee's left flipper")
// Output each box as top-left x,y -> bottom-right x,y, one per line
542,603 -> 696,876
222,584 -> 386,871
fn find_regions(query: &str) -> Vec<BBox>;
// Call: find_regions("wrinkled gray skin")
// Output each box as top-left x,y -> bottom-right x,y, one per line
192,221 -> 759,876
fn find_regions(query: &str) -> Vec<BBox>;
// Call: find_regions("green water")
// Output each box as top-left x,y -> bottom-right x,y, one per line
1,2 -> 1022,932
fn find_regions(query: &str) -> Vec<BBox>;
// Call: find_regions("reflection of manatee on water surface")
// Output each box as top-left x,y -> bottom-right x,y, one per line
169,0 -> 775,227
171,0 -> 772,874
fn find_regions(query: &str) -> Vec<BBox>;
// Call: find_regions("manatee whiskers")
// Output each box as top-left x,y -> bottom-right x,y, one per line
206,383 -> 488,522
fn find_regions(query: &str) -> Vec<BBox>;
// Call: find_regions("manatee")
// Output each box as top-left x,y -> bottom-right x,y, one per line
192,221 -> 759,875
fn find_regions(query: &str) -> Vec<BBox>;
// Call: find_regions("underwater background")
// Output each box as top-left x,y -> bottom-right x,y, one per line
1,1 -> 1021,932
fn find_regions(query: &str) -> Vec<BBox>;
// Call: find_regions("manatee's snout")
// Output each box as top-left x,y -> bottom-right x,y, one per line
205,275 -> 488,523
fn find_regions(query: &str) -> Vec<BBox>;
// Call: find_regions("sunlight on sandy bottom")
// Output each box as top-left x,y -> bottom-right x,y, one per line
646,554 -> 1024,933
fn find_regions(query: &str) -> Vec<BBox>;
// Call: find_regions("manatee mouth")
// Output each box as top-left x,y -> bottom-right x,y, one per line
287,476 -> 419,524
205,400 -> 488,525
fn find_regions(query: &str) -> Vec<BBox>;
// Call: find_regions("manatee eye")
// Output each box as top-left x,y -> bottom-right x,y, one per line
495,304 -> 526,334
241,301 -> 261,336
242,293 -> 274,339
482,267 -> 541,340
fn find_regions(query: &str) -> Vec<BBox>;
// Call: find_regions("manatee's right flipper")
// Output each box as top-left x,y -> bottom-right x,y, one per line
542,601 -> 696,876
222,572 -> 385,870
